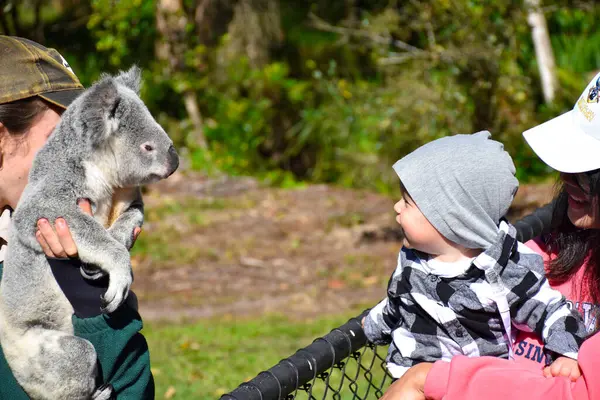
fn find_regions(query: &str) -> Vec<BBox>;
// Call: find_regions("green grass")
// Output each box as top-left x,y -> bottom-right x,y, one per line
144,312 -> 364,399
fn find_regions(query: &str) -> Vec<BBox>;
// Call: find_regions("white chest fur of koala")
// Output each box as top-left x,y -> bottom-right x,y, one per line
0,67 -> 179,400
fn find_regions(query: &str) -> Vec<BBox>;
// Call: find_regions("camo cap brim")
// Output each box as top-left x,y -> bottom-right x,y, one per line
0,35 -> 84,109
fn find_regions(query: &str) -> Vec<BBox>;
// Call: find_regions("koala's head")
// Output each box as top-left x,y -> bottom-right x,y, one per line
74,66 -> 179,187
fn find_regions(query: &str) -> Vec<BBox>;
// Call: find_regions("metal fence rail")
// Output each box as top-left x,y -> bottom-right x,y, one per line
221,311 -> 394,400
221,202 -> 554,400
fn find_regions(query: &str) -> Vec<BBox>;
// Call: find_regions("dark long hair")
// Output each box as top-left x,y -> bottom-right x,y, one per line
0,96 -> 57,168
0,96 -> 50,135
546,170 -> 600,306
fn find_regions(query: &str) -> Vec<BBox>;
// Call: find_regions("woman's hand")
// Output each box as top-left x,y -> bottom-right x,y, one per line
380,363 -> 433,400
35,199 -> 141,258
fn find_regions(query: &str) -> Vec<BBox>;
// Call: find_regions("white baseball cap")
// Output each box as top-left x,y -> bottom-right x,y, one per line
523,72 -> 600,173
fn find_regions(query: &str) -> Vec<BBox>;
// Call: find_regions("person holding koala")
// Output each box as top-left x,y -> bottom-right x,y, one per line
0,36 -> 154,399
363,132 -> 587,380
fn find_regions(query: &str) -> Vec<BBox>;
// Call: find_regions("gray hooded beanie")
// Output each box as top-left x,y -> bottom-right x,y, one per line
393,131 -> 518,249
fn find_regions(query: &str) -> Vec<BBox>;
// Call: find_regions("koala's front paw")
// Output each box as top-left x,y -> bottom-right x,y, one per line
100,270 -> 132,314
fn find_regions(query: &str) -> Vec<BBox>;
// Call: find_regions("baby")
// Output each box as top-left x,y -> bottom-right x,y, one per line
364,132 -> 587,379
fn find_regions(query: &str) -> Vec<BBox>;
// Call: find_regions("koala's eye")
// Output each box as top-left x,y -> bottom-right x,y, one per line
143,144 -> 154,152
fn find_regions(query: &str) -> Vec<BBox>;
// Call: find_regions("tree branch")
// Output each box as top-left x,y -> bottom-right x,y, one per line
426,21 -> 436,49
194,0 -> 211,26
308,12 -> 426,54
536,1 -> 596,14
377,54 -> 426,65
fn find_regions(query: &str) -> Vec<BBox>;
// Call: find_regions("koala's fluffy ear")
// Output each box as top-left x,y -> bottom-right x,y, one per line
80,78 -> 121,147
115,66 -> 142,94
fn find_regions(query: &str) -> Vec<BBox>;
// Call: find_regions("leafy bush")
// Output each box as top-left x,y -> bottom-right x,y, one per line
4,0 -> 598,192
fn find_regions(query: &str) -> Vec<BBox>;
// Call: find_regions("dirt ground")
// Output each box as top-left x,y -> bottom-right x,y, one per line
133,172 -> 555,322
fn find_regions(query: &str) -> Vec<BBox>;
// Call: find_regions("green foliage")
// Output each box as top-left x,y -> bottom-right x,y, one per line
550,6 -> 600,74
2,0 -> 599,191
88,0 -> 157,68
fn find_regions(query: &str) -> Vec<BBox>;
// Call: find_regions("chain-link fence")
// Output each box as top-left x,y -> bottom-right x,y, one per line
221,202 -> 554,400
221,311 -> 394,400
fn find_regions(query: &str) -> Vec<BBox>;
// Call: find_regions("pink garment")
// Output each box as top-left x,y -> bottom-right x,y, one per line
423,237 -> 600,400
424,334 -> 600,400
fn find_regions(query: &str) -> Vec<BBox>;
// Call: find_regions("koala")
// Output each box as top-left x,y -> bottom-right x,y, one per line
0,66 -> 179,400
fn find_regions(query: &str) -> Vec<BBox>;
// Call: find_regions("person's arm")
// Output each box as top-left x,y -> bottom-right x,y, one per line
509,274 -> 586,361
500,248 -> 585,360
73,306 -> 154,399
423,331 -> 600,400
38,201 -> 153,398
363,251 -> 405,344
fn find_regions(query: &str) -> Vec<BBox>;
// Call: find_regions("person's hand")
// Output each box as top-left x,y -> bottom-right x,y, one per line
543,356 -> 581,381
36,199 -> 141,258
380,363 -> 433,400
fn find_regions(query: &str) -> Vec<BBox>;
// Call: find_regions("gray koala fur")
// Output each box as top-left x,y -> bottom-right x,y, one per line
0,66 -> 179,399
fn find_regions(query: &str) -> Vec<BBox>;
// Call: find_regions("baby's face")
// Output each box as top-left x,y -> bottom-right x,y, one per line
394,194 -> 447,254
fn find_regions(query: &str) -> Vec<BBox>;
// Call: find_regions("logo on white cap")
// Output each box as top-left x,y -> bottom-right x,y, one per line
587,75 -> 600,104
574,73 -> 600,125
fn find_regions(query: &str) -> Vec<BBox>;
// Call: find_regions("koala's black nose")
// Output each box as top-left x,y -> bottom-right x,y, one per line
168,145 -> 179,175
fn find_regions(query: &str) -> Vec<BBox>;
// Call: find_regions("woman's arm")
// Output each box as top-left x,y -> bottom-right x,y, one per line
74,306 -> 154,399
422,332 -> 600,400
37,201 -> 153,398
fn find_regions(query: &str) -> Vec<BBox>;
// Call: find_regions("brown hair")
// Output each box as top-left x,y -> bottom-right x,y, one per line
0,97 -> 57,168
0,97 -> 51,136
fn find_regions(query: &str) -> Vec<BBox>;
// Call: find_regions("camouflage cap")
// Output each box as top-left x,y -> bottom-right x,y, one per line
0,35 -> 84,109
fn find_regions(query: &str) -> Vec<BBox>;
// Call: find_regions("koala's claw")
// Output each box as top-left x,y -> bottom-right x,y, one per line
92,383 -> 115,400
100,274 -> 132,314
80,265 -> 107,281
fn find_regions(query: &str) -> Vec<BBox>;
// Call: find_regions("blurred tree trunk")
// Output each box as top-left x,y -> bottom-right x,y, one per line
156,0 -> 207,149
32,0 -> 45,43
221,0 -> 283,69
345,0 -> 358,25
527,0 -> 558,103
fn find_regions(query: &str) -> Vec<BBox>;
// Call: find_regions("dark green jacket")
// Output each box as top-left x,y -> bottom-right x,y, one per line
0,261 -> 155,399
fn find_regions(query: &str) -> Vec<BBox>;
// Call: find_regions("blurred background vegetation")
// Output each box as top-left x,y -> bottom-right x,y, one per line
2,0 -> 599,194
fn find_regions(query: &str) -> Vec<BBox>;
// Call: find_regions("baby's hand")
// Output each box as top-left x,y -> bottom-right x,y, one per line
543,356 -> 581,381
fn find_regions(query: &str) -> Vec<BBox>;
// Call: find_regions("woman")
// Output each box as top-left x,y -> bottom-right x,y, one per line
0,36 -> 153,398
382,73 -> 600,400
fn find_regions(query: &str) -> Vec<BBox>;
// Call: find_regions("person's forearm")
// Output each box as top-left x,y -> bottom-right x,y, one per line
364,298 -> 394,344
48,257 -> 108,318
425,357 -> 575,400
73,306 -> 154,399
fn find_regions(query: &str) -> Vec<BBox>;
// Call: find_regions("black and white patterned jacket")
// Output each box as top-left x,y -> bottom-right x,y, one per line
364,221 -> 587,378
